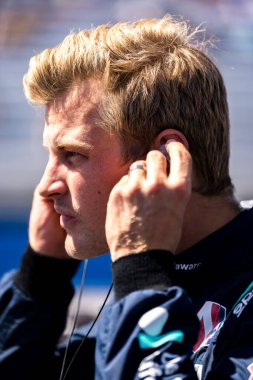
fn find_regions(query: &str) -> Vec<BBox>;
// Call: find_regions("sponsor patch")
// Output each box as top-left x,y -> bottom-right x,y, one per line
175,262 -> 201,271
138,330 -> 184,349
233,290 -> 253,318
138,351 -> 183,379
194,301 -> 226,351
138,306 -> 184,350
138,307 -> 169,336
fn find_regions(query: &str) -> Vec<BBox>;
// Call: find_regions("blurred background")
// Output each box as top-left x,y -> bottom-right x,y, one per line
0,0 -> 252,315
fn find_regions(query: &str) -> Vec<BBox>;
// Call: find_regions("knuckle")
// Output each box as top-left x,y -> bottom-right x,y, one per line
145,181 -> 165,196
146,150 -> 162,161
126,184 -> 142,199
111,182 -> 141,200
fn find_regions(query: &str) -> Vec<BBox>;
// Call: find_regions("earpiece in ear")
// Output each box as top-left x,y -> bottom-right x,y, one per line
157,129 -> 189,151
159,143 -> 170,164
154,129 -> 189,170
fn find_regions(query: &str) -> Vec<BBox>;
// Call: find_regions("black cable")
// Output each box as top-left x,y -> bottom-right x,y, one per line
61,282 -> 113,380
59,265 -> 113,380
59,259 -> 88,380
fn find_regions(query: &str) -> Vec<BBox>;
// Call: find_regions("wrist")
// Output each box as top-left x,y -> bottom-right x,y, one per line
110,242 -> 148,262
112,249 -> 174,300
14,244 -> 80,301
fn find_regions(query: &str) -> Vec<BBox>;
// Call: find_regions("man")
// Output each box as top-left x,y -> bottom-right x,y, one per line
1,16 -> 253,379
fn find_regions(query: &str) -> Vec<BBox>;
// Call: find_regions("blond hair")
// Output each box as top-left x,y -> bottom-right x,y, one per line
23,16 -> 233,195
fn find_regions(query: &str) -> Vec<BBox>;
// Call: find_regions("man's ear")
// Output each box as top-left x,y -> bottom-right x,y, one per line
153,129 -> 189,150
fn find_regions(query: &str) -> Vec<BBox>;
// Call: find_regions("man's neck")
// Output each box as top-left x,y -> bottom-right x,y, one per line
176,192 -> 242,254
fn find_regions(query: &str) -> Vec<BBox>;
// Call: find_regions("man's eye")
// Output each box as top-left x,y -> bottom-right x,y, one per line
63,151 -> 85,164
58,147 -> 88,163
66,151 -> 80,158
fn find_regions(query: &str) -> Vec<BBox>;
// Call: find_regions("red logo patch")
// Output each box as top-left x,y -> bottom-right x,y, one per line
194,301 -> 226,352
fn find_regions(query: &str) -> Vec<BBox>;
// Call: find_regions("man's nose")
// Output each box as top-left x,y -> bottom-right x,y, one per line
38,159 -> 67,198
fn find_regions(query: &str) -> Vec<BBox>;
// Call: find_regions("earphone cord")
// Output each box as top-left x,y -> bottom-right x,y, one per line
59,259 -> 113,380
59,259 -> 88,380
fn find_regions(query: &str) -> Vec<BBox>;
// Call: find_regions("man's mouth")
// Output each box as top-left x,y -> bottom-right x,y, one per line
60,214 -> 76,229
54,207 -> 77,229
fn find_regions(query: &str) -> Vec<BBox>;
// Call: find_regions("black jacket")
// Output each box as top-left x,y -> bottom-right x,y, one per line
1,207 -> 253,379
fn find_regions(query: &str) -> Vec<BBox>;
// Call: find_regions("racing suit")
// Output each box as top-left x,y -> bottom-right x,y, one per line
0,207 -> 253,379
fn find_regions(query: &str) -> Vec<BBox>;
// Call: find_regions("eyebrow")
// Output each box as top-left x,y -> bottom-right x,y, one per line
43,138 -> 93,152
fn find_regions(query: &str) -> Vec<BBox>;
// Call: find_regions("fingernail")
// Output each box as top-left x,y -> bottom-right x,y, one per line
164,138 -> 178,147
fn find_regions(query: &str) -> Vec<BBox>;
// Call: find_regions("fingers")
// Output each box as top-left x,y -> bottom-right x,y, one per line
128,160 -> 146,185
126,140 -> 191,192
165,140 -> 192,189
146,150 -> 167,183
106,141 -> 192,259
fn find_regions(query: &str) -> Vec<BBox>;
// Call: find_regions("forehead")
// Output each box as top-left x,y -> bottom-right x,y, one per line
42,79 -> 126,162
45,78 -> 103,125
44,78 -> 104,143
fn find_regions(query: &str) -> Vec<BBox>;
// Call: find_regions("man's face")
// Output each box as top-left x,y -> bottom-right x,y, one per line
39,79 -> 130,259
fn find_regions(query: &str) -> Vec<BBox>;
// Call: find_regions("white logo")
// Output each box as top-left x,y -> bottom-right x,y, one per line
138,307 -> 169,336
175,263 -> 201,271
233,290 -> 253,318
138,354 -> 182,379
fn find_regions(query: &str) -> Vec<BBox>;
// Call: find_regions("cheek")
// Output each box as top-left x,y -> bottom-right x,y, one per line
72,175 -> 110,213
91,168 -> 122,196
69,164 -> 128,211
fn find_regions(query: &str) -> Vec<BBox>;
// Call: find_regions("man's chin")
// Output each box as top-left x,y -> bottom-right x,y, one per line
64,235 -> 108,260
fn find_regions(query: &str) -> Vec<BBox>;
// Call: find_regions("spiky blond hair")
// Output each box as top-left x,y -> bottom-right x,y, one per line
23,16 -> 233,195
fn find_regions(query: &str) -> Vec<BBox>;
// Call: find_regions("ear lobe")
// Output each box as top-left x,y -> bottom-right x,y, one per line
154,129 -> 189,150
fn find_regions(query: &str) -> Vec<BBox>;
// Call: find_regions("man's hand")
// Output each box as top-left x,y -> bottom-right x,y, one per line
29,186 -> 68,259
105,140 -> 192,261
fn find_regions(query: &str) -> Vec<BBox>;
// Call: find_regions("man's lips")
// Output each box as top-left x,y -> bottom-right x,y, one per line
54,207 -> 77,229
60,214 -> 76,229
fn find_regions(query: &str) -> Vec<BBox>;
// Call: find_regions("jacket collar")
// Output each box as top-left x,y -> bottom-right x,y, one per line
172,207 -> 253,296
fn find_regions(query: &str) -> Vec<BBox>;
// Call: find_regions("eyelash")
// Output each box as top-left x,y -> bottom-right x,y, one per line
64,150 -> 89,164
65,151 -> 80,158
